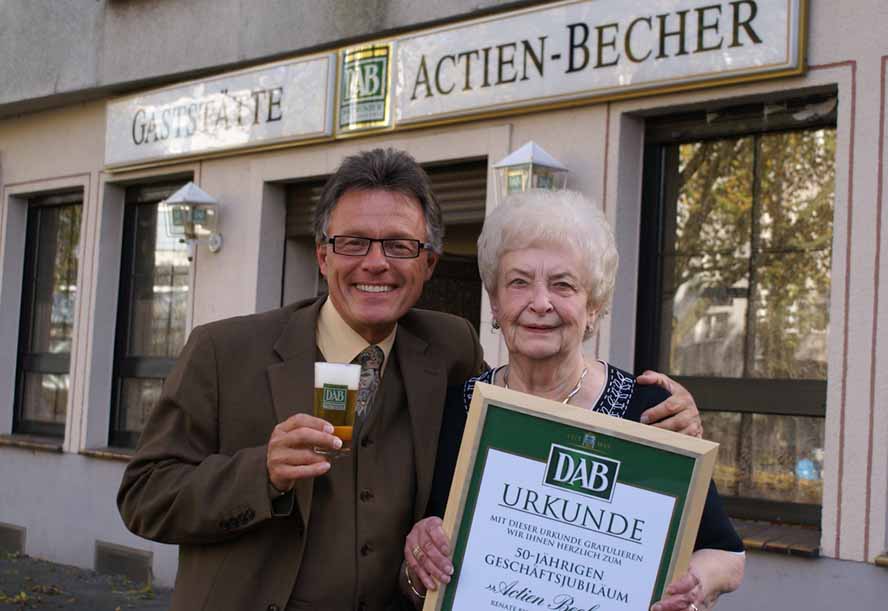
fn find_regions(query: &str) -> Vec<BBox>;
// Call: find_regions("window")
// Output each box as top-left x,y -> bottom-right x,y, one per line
14,193 -> 82,437
636,95 -> 837,524
110,183 -> 190,448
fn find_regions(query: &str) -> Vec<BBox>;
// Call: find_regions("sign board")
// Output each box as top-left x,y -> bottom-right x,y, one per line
425,382 -> 718,611
105,54 -> 336,167
337,43 -> 393,133
104,0 -> 806,168
397,0 -> 804,124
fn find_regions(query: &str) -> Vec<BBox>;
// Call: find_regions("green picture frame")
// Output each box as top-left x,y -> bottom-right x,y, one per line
425,382 -> 718,611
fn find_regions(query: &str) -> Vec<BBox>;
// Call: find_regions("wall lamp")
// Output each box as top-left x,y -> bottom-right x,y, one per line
493,141 -> 568,204
162,181 -> 223,260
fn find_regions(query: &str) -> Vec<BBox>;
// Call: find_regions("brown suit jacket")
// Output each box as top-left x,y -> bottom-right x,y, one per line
117,298 -> 483,611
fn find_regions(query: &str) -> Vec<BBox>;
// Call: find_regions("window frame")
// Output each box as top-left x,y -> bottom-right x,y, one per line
635,94 -> 837,526
109,182 -> 188,449
13,192 -> 83,438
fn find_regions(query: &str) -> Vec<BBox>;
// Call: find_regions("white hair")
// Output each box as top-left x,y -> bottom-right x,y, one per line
477,189 -> 619,317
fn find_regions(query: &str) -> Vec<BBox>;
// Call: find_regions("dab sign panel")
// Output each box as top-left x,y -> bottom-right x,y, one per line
337,44 -> 393,132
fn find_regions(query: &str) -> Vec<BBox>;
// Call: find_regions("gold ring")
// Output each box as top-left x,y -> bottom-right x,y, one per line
412,543 -> 424,560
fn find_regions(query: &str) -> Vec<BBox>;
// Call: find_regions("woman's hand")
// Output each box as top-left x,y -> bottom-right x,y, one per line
404,516 -> 454,594
653,549 -> 745,611
651,570 -> 704,611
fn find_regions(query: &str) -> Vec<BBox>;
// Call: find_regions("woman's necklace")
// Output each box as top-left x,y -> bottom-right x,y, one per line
503,365 -> 588,405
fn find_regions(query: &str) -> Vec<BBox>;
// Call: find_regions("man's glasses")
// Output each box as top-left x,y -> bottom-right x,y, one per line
324,234 -> 433,259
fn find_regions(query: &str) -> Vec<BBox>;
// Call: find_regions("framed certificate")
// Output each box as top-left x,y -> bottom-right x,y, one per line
425,382 -> 718,611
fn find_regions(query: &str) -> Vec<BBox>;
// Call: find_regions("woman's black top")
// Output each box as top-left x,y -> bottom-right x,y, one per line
427,364 -> 744,553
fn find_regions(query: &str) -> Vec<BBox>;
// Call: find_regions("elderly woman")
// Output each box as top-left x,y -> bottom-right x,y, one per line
399,190 -> 744,611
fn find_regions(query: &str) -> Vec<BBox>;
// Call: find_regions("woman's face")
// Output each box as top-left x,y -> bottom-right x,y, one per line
491,244 -> 593,363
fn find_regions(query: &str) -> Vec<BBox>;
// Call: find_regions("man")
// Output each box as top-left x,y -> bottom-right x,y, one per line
118,148 -> 700,611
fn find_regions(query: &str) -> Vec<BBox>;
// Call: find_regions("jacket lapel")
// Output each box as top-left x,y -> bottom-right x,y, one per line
267,299 -> 323,524
396,324 -> 447,522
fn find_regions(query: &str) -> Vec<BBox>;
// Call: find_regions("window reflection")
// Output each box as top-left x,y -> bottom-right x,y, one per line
121,378 -> 164,434
17,202 -> 80,434
704,412 -> 824,504
664,129 -> 834,380
113,191 -> 191,448
128,205 -> 190,359
22,373 -> 69,426
653,124 -> 835,516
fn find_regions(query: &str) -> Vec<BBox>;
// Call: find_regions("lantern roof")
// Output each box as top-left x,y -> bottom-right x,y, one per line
165,181 -> 218,206
493,141 -> 567,171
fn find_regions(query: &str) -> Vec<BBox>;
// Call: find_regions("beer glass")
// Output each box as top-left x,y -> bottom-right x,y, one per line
313,362 -> 361,457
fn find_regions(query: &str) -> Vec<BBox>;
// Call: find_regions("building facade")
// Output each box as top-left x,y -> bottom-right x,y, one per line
0,0 -> 886,606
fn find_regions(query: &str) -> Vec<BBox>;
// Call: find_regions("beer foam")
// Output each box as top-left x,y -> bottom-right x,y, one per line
314,362 -> 361,389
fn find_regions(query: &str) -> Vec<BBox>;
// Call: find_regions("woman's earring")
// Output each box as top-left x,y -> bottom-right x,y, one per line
492,319 -> 501,330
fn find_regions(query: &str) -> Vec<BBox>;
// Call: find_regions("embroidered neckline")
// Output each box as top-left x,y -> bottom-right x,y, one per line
461,363 -> 634,419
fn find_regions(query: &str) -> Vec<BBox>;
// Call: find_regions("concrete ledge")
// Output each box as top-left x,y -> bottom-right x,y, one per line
94,541 -> 153,586
0,522 -> 25,554
0,434 -> 63,453
80,447 -> 135,463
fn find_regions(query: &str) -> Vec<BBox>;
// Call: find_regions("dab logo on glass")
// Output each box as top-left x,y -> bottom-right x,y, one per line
544,443 -> 621,502
322,384 -> 348,411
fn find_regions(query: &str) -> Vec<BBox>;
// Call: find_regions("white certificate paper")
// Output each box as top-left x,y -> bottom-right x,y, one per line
452,449 -> 676,611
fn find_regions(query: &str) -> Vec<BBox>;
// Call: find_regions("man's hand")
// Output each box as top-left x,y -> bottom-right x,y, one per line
266,413 -> 341,492
637,371 -> 703,438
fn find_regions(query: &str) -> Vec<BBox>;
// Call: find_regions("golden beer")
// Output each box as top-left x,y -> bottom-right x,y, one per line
313,362 -> 361,455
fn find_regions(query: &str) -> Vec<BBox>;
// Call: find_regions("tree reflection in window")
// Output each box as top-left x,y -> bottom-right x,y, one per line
653,126 -> 835,518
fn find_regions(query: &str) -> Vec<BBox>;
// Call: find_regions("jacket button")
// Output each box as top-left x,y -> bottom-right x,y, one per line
359,489 -> 374,502
360,542 -> 373,556
361,437 -> 372,448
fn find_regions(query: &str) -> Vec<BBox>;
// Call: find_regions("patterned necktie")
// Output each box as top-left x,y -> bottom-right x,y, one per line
355,345 -> 384,418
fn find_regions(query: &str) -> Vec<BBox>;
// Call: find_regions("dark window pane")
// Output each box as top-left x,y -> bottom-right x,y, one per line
29,205 -> 81,354
15,200 -> 81,436
112,185 -> 189,448
20,372 -> 68,426
703,411 -> 824,505
128,205 -> 190,358
118,378 -> 163,438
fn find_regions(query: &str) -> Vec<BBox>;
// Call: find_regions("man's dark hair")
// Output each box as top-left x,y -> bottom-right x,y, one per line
314,148 -> 444,253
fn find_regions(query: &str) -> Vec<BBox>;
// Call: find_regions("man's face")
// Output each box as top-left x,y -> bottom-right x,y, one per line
316,189 -> 438,343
